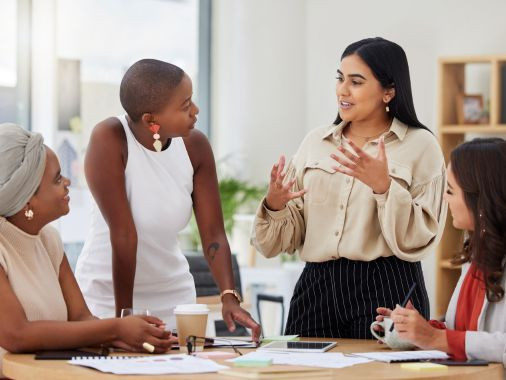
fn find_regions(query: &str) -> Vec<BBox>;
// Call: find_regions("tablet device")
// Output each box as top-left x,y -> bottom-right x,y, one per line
429,359 -> 488,366
258,341 -> 337,353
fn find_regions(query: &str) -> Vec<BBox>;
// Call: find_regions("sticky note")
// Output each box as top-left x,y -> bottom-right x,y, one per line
194,351 -> 238,360
233,358 -> 273,367
401,362 -> 448,371
261,335 -> 300,343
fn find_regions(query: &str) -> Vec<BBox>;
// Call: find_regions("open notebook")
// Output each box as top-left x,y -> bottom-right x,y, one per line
350,350 -> 449,363
69,354 -> 227,375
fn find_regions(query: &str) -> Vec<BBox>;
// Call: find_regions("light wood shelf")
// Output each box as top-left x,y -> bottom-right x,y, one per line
439,259 -> 462,270
440,125 -> 506,134
435,54 -> 506,318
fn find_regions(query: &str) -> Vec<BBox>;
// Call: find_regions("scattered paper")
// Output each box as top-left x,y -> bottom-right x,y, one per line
212,338 -> 258,348
228,351 -> 371,369
350,350 -> 449,363
69,354 -> 228,375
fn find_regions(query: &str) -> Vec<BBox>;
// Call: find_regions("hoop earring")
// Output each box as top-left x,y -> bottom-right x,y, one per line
149,123 -> 162,152
24,209 -> 34,221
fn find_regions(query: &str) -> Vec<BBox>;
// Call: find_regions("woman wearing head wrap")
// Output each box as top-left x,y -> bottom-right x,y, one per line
0,124 -> 176,377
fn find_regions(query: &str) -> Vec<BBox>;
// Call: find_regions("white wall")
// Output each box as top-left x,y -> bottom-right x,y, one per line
211,0 -> 307,182
211,0 -> 506,317
304,0 -> 506,131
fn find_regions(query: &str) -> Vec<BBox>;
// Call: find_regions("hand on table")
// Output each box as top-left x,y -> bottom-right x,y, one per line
114,315 -> 177,353
222,297 -> 262,343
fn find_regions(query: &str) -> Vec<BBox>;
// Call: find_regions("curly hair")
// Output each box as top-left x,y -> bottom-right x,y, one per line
451,138 -> 506,302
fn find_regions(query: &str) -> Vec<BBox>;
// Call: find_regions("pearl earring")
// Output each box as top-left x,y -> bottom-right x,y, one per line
24,209 -> 34,221
385,104 -> 390,112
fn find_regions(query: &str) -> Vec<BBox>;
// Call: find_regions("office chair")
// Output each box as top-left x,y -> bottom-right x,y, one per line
185,252 -> 285,336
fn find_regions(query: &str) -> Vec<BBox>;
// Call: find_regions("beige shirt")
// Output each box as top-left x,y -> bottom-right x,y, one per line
252,118 -> 447,263
0,217 -> 68,376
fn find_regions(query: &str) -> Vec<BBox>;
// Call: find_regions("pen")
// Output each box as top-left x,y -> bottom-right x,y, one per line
390,282 -> 417,332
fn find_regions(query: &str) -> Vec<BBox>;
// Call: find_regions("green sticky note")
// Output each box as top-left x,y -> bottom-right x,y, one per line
261,335 -> 300,343
233,358 -> 273,367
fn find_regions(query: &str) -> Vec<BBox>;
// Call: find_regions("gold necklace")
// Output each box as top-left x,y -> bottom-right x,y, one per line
346,125 -> 390,142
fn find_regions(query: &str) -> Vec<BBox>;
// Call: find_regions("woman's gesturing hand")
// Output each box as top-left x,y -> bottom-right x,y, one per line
265,155 -> 306,211
331,136 -> 391,194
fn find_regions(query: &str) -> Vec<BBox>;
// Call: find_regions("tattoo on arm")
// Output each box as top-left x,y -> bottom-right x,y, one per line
207,242 -> 220,262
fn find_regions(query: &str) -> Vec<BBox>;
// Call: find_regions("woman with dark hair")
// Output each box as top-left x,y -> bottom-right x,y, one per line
252,37 -> 447,338
376,138 -> 506,365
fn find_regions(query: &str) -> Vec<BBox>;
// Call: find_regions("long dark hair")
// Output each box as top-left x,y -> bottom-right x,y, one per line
451,138 -> 506,302
334,37 -> 429,132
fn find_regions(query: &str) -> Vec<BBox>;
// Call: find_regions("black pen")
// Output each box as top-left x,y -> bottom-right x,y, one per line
390,282 -> 417,332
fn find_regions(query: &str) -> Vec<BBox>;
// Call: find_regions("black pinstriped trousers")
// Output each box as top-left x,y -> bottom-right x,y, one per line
284,256 -> 430,339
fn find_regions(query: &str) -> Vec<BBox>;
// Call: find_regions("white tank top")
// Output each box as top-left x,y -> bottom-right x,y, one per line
75,115 -> 196,328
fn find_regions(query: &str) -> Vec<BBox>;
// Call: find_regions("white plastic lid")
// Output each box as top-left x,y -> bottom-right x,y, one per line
174,304 -> 210,315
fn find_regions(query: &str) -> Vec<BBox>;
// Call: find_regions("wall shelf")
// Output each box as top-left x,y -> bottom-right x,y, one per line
435,54 -> 506,318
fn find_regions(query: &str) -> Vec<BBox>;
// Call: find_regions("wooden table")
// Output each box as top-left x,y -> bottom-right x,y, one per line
3,338 -> 504,379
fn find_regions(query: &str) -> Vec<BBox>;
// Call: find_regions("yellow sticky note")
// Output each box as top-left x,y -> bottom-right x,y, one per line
401,362 -> 448,371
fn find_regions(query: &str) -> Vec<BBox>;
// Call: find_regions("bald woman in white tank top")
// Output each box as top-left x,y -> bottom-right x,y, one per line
75,59 -> 260,340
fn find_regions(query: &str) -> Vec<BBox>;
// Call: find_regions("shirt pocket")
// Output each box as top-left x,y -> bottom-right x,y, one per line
303,159 -> 336,205
388,161 -> 412,190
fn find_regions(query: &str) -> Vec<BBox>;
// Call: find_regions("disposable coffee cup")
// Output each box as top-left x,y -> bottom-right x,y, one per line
174,304 -> 210,353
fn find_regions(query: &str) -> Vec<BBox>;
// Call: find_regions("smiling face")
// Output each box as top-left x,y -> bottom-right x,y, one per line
336,54 -> 394,123
28,147 -> 71,223
148,74 -> 199,138
444,163 -> 474,231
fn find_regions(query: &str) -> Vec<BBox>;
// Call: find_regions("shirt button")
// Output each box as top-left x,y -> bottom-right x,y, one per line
391,168 -> 396,174
339,204 -> 344,210
334,231 -> 339,236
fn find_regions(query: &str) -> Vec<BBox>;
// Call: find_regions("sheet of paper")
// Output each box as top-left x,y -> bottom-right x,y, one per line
69,354 -> 228,375
350,350 -> 449,363
229,351 -> 371,369
212,338 -> 257,348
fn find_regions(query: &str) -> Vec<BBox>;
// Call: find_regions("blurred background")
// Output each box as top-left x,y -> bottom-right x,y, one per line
2,0 -> 506,335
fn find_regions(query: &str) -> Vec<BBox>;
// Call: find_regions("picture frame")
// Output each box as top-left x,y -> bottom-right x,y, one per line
456,93 -> 484,124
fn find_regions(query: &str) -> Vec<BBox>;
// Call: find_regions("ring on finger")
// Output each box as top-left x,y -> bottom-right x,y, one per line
142,342 -> 155,353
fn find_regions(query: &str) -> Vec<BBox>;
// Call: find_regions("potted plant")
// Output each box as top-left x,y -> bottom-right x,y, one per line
182,177 -> 266,252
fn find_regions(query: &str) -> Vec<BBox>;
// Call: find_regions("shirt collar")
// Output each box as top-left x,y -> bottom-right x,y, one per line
321,117 -> 408,142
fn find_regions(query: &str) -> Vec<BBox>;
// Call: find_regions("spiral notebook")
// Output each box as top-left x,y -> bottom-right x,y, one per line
350,350 -> 449,363
68,354 -> 228,375
35,349 -> 108,360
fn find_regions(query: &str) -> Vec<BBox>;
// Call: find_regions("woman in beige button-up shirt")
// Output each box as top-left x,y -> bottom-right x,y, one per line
252,37 -> 447,339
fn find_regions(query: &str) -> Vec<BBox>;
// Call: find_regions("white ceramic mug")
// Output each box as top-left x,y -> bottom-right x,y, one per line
370,317 -> 415,350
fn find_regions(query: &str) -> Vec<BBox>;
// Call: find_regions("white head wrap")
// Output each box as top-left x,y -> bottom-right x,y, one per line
0,123 -> 46,217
